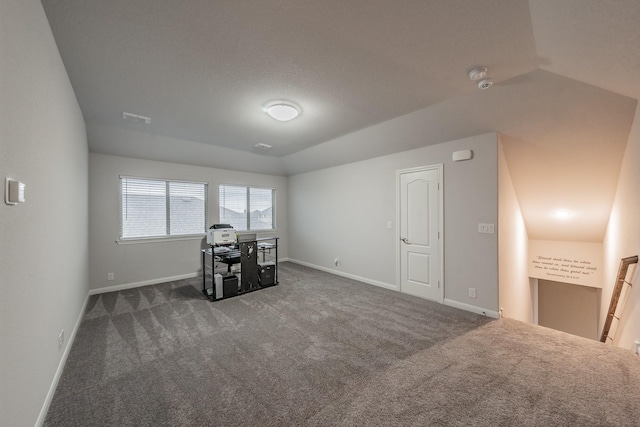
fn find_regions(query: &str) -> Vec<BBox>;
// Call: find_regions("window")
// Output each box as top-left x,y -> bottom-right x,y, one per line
219,184 -> 275,231
120,177 -> 207,239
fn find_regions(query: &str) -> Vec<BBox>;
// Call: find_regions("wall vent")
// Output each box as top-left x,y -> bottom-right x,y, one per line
122,112 -> 151,124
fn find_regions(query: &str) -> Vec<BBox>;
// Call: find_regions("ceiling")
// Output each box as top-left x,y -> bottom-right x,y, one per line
42,0 -> 640,242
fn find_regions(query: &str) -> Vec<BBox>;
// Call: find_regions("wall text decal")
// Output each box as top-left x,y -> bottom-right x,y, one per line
528,240 -> 602,288
531,256 -> 598,281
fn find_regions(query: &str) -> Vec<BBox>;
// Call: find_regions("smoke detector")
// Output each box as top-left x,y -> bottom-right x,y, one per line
468,67 -> 488,81
477,79 -> 493,90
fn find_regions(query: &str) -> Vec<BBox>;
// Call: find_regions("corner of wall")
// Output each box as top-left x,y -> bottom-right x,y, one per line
498,136 -> 532,323
601,102 -> 640,351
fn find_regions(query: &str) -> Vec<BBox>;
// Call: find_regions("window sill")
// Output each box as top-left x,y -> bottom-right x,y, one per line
116,234 -> 205,245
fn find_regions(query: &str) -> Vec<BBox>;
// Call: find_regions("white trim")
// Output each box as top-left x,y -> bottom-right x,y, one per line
89,272 -> 199,295
531,277 -> 539,325
287,259 -> 398,291
443,298 -> 500,319
36,291 -> 91,427
396,164 -> 444,303
189,230 -> 278,247
116,234 -> 205,245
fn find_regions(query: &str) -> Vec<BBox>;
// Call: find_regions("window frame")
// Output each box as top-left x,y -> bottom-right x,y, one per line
218,183 -> 276,232
119,175 -> 208,242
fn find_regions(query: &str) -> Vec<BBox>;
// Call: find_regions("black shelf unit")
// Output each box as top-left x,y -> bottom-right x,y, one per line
201,237 -> 279,301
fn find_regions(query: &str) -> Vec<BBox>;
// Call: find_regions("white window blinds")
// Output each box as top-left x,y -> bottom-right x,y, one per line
219,184 -> 274,231
249,187 -> 274,230
120,177 -> 207,239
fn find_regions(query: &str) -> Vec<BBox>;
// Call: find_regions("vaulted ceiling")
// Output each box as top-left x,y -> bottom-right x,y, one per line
42,0 -> 640,242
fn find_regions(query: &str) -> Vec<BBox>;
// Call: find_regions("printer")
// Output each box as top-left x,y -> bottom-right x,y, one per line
206,224 -> 237,246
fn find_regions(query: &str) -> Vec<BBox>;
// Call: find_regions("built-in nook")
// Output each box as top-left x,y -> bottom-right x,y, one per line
537,279 -> 599,340
527,240 -> 603,340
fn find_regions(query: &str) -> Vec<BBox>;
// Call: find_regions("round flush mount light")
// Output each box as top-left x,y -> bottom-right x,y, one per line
265,102 -> 301,122
468,67 -> 488,81
553,210 -> 572,220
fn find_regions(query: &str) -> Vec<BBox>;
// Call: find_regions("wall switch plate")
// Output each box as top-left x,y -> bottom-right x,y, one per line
478,223 -> 495,234
469,288 -> 477,298
107,272 -> 114,281
5,178 -> 25,205
387,221 -> 392,229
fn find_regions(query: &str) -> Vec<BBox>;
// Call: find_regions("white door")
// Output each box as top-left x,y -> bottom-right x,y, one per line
398,166 -> 442,302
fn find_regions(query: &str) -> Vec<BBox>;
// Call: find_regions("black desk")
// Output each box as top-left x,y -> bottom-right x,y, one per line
201,237 -> 278,301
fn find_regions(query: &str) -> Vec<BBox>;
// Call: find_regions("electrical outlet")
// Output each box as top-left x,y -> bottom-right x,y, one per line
107,272 -> 114,281
468,288 -> 477,298
58,330 -> 64,351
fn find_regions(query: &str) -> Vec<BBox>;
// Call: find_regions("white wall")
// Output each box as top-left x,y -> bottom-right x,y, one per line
89,153 -> 288,291
288,133 -> 498,315
498,137 -> 532,322
0,1 -> 89,426
603,103 -> 640,350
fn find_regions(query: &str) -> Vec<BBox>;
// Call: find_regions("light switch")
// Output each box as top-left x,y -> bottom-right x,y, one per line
5,178 -> 25,205
387,221 -> 393,229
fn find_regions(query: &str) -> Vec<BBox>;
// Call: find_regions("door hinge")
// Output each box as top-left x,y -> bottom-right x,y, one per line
437,183 -> 440,190
438,280 -> 440,288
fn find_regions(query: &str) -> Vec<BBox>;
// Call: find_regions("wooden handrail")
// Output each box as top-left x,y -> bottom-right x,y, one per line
600,255 -> 638,343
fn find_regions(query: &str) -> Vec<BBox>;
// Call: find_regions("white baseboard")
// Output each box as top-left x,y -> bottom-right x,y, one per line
36,291 -> 91,427
89,272 -> 200,295
443,298 -> 500,319
287,258 -> 398,291
38,272 -> 202,424
285,260 -> 496,319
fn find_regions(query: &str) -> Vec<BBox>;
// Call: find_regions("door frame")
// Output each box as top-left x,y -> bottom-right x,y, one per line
395,164 -> 444,303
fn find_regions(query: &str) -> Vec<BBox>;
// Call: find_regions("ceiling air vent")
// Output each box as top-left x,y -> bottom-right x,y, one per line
122,111 -> 151,124
254,143 -> 273,151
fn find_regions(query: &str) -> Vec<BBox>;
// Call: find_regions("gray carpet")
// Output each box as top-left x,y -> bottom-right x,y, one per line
45,262 -> 640,426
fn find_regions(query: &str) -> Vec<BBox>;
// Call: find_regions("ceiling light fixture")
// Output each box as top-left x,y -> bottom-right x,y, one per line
265,102 -> 300,122
554,210 -> 572,220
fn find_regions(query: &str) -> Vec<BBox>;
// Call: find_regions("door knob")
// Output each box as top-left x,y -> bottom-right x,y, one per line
401,237 -> 411,244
